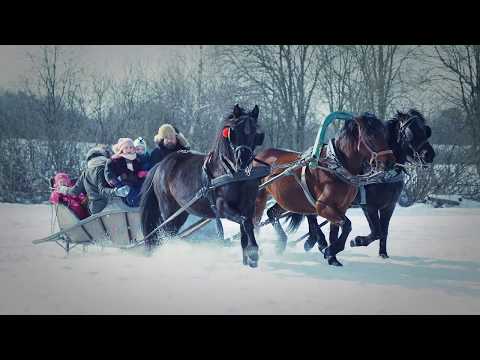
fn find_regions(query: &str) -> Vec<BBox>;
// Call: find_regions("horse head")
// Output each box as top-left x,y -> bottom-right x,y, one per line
219,104 -> 265,170
340,112 -> 396,172
395,109 -> 435,165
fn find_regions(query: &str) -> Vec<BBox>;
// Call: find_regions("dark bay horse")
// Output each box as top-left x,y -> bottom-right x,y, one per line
253,113 -> 396,266
140,105 -> 266,267
350,109 -> 435,257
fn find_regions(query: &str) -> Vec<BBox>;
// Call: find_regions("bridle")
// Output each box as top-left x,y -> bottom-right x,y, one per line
222,116 -> 257,173
355,118 -> 394,171
397,114 -> 430,164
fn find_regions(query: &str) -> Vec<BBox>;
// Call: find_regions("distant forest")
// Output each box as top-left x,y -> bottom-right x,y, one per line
1,45 -> 479,202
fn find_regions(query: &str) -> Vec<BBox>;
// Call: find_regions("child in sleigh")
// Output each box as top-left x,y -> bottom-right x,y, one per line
49,172 -> 90,220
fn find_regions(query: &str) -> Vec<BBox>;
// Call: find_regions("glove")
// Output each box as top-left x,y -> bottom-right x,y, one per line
137,170 -> 148,178
114,185 -> 130,198
80,196 -> 89,206
57,185 -> 69,195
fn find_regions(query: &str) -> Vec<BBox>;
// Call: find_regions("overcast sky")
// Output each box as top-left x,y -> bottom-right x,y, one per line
0,45 -> 196,90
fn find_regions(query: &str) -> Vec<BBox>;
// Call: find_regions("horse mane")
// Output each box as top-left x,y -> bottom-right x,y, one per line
336,114 -> 385,154
392,109 -> 427,125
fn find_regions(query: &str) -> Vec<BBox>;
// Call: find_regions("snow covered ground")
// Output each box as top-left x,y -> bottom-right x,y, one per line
1,201 -> 480,314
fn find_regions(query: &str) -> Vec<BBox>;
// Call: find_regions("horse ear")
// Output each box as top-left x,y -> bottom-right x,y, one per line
233,104 -> 241,118
251,105 -> 259,121
425,125 -> 432,138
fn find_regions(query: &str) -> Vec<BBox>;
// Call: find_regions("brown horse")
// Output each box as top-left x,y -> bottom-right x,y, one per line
253,113 -> 396,266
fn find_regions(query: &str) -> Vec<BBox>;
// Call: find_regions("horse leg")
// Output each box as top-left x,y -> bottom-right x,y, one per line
324,215 -> 352,267
217,198 -> 259,267
352,205 -> 381,247
304,215 -> 327,252
378,204 -> 395,259
156,195 -> 187,245
315,202 -> 346,266
267,203 -> 288,254
241,225 -> 249,266
254,188 -> 269,229
241,218 -> 259,268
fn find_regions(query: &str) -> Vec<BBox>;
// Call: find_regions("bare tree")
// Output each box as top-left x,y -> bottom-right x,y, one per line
217,45 -> 322,150
23,45 -> 84,174
353,45 -> 416,119
433,45 -> 480,176
317,45 -> 363,114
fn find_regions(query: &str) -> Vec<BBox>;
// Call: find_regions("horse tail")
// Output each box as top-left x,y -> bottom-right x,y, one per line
284,213 -> 305,233
140,166 -> 162,237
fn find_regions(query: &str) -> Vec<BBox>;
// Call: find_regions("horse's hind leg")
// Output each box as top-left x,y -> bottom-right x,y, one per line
352,205 -> 381,247
378,204 -> 395,258
267,203 -> 288,254
254,188 -> 269,227
158,196 -> 186,242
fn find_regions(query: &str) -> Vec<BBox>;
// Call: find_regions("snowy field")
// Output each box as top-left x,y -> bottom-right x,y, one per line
1,201 -> 480,314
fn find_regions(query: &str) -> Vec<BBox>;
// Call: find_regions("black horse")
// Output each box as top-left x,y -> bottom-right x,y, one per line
349,109 -> 435,258
140,104 -> 266,267
269,109 -> 435,259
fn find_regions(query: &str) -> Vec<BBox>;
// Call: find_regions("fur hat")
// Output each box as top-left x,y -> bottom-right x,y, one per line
86,147 -> 109,162
154,124 -> 190,147
154,124 -> 176,144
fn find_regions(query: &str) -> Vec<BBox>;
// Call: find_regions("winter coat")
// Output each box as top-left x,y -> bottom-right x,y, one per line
150,140 -> 189,167
104,157 -> 146,188
136,152 -> 153,171
50,186 -> 89,220
65,155 -> 117,214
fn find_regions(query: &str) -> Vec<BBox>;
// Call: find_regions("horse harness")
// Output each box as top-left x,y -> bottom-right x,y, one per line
266,138 -> 399,210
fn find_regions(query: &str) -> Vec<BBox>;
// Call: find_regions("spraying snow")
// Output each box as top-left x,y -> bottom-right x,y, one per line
1,202 -> 480,314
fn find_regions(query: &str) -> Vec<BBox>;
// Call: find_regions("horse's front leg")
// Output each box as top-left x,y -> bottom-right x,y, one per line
241,218 -> 259,268
304,215 -> 327,252
378,204 -> 395,259
216,197 -> 259,267
314,199 -> 346,267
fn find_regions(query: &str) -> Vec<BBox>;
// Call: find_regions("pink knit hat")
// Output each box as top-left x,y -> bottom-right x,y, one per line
112,138 -> 136,159
54,173 -> 73,188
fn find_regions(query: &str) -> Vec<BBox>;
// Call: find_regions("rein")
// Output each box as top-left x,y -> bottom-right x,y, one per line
355,119 -> 393,170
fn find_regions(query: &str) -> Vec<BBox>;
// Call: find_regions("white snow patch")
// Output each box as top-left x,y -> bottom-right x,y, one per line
1,202 -> 480,314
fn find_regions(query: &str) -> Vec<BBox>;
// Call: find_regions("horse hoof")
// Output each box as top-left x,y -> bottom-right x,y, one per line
354,236 -> 367,246
245,246 -> 259,267
304,238 -> 316,252
323,246 -> 332,259
327,256 -> 343,267
379,253 -> 389,259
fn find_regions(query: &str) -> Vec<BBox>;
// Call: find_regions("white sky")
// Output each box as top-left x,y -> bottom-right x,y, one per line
0,45 -> 197,90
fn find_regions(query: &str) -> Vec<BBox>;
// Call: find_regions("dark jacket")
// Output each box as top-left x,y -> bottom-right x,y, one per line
137,152 -> 153,171
150,140 -> 189,167
104,156 -> 143,188
66,155 -> 116,213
